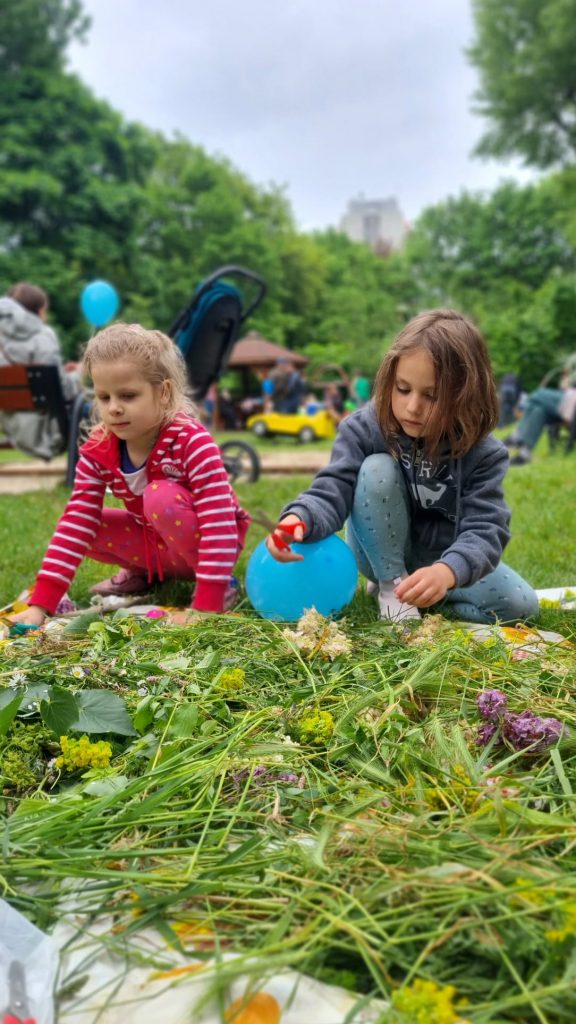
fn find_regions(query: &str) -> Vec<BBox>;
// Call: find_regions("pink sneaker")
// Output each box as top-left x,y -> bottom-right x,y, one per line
90,568 -> 150,597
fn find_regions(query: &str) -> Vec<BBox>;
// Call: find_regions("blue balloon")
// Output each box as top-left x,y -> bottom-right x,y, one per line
246,534 -> 358,621
80,280 -> 120,327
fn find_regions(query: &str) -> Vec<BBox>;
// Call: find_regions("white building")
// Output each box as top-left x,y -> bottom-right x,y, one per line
340,195 -> 409,252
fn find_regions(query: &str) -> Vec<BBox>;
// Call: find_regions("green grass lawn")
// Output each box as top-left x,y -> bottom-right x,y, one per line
1,438 -> 574,630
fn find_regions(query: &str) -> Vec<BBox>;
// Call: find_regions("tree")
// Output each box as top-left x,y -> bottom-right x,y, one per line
0,0 -> 89,75
469,0 -> 576,167
0,67 -> 157,353
403,179 -> 575,314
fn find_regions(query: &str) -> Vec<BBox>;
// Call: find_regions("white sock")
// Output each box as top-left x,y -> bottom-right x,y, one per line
377,577 -> 419,622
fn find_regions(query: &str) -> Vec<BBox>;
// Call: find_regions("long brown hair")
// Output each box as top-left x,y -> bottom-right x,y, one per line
374,309 -> 498,459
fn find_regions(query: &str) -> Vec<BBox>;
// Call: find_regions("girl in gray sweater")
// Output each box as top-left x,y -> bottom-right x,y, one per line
267,309 -> 538,625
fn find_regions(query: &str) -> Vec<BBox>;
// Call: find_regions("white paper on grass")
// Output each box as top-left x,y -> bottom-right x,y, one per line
53,916 -> 387,1024
0,899 -> 58,1024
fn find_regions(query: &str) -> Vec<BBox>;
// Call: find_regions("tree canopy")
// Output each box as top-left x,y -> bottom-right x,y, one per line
469,0 -> 576,167
2,0 -> 576,392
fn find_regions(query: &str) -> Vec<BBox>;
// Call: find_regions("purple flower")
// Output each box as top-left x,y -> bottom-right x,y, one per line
231,764 -> 269,788
502,710 -> 565,752
476,722 -> 497,746
477,689 -> 508,721
276,772 -> 299,784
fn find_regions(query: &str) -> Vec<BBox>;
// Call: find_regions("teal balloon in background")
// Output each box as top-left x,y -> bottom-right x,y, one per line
80,280 -> 120,327
246,534 -> 358,621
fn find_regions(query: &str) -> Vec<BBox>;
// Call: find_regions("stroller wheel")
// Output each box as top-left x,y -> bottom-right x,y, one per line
220,440 -> 261,484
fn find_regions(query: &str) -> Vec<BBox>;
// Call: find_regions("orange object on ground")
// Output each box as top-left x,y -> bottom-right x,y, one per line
224,991 -> 281,1024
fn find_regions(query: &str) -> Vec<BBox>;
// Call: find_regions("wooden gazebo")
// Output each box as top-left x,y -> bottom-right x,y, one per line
228,331 -> 308,383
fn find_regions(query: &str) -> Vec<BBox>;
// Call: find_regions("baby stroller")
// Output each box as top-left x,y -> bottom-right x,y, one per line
66,265 -> 266,486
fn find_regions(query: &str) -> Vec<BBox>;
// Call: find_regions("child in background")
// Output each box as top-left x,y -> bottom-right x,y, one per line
10,324 -> 249,627
267,309 -> 538,625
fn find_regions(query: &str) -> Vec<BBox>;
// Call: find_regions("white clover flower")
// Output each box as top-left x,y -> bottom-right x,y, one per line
10,671 -> 27,686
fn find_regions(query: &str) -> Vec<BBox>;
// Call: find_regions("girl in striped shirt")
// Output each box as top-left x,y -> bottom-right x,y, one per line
11,323 -> 249,627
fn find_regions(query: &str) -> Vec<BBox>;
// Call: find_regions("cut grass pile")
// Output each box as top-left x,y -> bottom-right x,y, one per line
1,608 -> 575,1022
1,440 -> 575,1021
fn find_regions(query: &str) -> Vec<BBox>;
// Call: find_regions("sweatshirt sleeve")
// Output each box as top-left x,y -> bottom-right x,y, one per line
281,409 -> 376,540
29,454 -> 106,614
182,429 -> 241,612
437,444 -> 511,587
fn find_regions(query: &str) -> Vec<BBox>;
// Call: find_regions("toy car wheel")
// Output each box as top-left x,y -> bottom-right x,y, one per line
251,420 -> 268,438
298,426 -> 316,443
220,440 -> 261,484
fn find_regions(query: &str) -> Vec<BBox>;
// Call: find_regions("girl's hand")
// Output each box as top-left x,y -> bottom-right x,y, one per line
9,605 -> 47,627
265,515 -> 306,563
394,563 -> 456,608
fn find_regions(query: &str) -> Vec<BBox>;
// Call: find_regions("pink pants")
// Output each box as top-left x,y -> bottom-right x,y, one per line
87,480 -> 233,581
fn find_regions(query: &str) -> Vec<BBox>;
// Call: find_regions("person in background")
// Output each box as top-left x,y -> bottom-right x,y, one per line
303,392 -> 321,415
504,356 -> 576,465
350,369 -> 372,407
497,372 -> 522,428
202,382 -> 217,427
266,308 -> 538,626
0,282 -> 81,459
270,358 -> 305,414
218,388 -> 239,430
261,374 -> 275,412
9,323 -> 249,629
323,383 -> 345,424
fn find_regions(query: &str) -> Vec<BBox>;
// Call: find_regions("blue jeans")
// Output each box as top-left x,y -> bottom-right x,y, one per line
345,454 -> 539,625
516,388 -> 562,449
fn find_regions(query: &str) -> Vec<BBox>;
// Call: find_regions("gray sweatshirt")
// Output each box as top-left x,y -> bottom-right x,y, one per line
282,404 -> 511,588
0,297 -> 80,459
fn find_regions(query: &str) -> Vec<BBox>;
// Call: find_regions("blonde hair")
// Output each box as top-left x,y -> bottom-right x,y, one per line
374,309 -> 498,459
81,322 -> 197,433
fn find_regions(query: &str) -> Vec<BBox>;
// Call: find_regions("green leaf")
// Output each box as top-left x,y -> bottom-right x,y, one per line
20,682 -> 52,707
0,691 -> 22,736
83,776 -> 130,797
168,704 -> 199,738
0,687 -> 20,710
133,695 -> 155,734
195,649 -> 219,670
40,686 -> 79,735
73,690 -> 135,736
61,611 -> 103,636
158,654 -> 191,672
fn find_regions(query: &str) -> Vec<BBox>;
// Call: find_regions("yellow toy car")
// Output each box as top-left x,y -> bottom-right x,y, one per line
246,409 -> 337,442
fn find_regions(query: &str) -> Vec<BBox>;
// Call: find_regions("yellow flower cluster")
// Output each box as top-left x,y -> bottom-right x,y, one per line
291,709 -> 335,746
424,764 -> 481,814
217,667 -> 246,695
392,978 -> 469,1023
546,902 -> 576,943
513,879 -> 576,943
56,734 -> 112,771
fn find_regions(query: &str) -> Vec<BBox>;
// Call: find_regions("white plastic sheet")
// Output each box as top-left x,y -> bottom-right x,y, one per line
0,900 -> 58,1024
54,916 -> 386,1024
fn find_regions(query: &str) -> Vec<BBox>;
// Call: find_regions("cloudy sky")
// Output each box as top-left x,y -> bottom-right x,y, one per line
68,0 -> 536,232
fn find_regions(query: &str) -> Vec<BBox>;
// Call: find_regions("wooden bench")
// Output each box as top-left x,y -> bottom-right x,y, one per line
0,364 -> 89,485
0,364 -> 70,450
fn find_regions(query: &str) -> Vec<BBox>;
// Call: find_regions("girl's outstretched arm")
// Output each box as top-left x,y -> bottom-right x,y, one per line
8,604 -> 47,627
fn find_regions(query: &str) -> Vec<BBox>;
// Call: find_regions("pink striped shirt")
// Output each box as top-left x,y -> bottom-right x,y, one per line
30,414 -> 249,614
